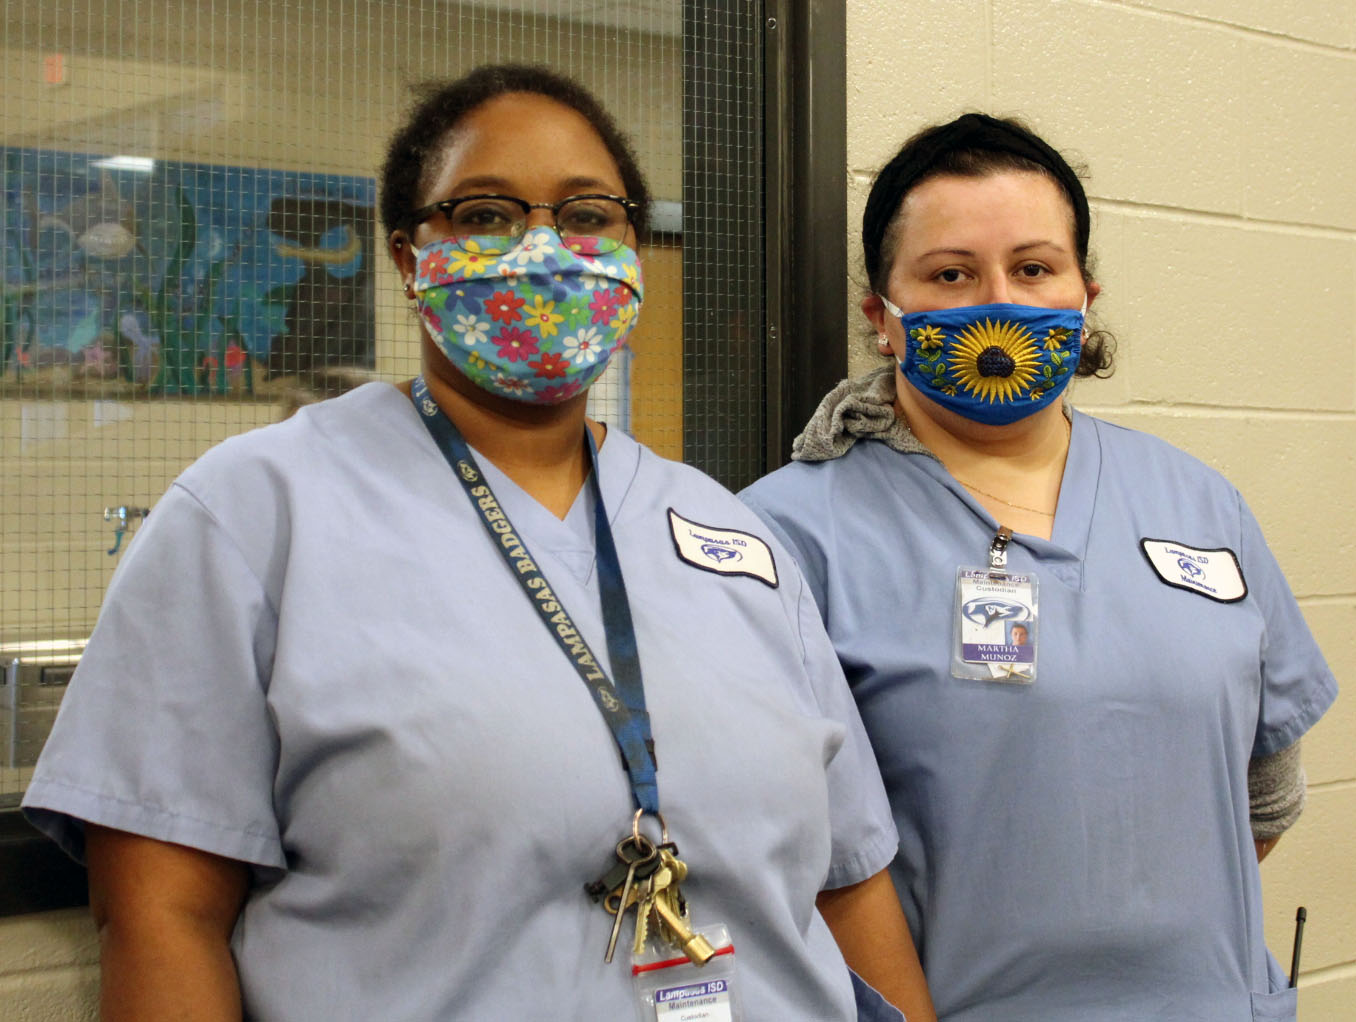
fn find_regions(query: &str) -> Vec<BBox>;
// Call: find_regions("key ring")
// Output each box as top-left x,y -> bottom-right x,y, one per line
631,807 -> 669,846
604,833 -> 658,915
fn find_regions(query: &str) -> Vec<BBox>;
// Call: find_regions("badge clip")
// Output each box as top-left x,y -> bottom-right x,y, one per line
988,526 -> 1013,576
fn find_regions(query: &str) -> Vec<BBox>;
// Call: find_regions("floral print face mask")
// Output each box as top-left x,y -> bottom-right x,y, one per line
882,298 -> 1084,425
412,227 -> 644,404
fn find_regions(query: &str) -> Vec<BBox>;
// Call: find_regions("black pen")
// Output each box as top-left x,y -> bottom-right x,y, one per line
1289,906 -> 1306,988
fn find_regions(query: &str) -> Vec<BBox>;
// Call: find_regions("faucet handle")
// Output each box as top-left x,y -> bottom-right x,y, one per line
103,505 -> 150,524
104,505 -> 151,555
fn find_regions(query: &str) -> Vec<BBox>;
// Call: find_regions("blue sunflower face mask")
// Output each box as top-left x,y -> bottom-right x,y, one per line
882,298 -> 1085,425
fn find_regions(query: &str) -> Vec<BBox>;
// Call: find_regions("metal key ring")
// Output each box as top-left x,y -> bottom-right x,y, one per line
604,834 -> 658,915
614,832 -> 657,864
631,807 -> 669,846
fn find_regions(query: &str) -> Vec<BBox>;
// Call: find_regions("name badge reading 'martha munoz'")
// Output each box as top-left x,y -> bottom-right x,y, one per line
952,568 -> 1039,684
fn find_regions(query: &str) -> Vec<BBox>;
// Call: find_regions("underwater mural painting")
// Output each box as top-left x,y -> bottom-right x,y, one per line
1,149 -> 375,396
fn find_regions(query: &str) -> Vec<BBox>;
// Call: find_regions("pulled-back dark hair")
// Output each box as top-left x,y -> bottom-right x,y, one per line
379,63 -> 651,241
863,113 -> 1114,377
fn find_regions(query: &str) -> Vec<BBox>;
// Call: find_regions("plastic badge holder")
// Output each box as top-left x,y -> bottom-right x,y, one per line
632,923 -> 739,1022
952,566 -> 1039,684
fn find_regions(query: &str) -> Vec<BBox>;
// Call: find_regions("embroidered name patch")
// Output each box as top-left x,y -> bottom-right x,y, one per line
1140,538 -> 1246,603
668,508 -> 778,587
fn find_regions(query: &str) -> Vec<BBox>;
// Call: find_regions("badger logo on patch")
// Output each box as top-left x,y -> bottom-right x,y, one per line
668,509 -> 777,587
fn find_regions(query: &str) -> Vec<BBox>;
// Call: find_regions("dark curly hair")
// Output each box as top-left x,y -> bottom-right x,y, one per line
379,64 -> 651,242
863,113 -> 1114,378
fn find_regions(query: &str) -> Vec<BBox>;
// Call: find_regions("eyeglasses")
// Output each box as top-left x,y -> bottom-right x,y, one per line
401,193 -> 640,256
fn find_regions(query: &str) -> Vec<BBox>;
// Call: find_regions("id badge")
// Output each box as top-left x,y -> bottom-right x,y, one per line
632,923 -> 740,1022
952,567 -> 1039,683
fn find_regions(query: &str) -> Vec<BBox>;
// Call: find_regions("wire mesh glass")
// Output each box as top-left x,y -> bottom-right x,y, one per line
0,0 -> 703,804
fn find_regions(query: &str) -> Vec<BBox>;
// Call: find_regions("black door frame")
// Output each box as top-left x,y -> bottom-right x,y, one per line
682,0 -> 846,489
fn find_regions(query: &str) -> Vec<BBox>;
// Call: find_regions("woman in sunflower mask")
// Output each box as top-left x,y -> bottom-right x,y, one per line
741,113 -> 1335,1020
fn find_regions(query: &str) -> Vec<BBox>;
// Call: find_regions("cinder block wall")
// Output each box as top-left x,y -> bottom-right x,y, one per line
845,0 -> 1355,1015
0,909 -> 98,1020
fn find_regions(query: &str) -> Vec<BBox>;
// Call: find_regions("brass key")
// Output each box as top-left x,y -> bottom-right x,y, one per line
647,848 -> 714,965
631,863 -> 673,955
650,887 -> 716,965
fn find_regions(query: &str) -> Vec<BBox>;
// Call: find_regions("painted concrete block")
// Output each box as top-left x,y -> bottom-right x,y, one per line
1119,217 -> 1354,411
846,0 -> 989,172
1242,45 -> 1356,230
1136,0 -> 1356,48
1262,785 -> 1356,973
1296,602 -> 1356,786
1296,972 -> 1356,1021
0,968 -> 98,1021
991,0 -> 1244,214
0,910 -> 97,974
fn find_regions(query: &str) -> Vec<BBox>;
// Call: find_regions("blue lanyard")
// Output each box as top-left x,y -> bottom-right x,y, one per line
409,377 -> 658,815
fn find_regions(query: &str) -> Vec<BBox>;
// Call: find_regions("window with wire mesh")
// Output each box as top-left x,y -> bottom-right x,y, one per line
0,0 -> 705,803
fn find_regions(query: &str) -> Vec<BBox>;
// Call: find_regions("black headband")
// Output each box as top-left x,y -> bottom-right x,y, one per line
863,113 -> 1090,287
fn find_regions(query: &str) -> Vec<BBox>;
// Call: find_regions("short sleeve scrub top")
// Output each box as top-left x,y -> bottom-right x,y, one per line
741,408 -> 1337,1022
24,383 -> 899,1021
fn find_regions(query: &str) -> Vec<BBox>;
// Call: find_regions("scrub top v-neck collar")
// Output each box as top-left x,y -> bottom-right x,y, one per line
910,409 -> 1102,591
467,424 -> 640,589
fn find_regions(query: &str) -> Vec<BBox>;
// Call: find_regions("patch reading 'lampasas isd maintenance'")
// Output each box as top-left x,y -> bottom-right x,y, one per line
1140,538 -> 1246,603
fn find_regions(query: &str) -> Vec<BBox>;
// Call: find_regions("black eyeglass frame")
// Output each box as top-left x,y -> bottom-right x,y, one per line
398,192 -> 642,249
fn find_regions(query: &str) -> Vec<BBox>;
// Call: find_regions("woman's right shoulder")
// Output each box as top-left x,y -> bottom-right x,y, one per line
176,382 -> 420,512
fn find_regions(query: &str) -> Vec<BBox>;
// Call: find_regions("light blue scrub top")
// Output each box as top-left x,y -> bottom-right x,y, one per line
741,410 -> 1337,1022
24,383 -> 900,1021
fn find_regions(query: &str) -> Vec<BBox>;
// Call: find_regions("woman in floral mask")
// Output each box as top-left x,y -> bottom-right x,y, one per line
741,114 -> 1335,1021
24,65 -> 934,1021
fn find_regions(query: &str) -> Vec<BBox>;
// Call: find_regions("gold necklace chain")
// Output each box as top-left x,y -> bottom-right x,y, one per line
953,479 -> 1056,516
952,414 -> 1071,518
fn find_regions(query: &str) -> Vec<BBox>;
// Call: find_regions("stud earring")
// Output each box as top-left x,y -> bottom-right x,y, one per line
877,334 -> 892,355
403,283 -> 414,299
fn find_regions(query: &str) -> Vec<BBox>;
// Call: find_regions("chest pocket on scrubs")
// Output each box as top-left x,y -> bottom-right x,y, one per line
1250,988 -> 1297,1022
